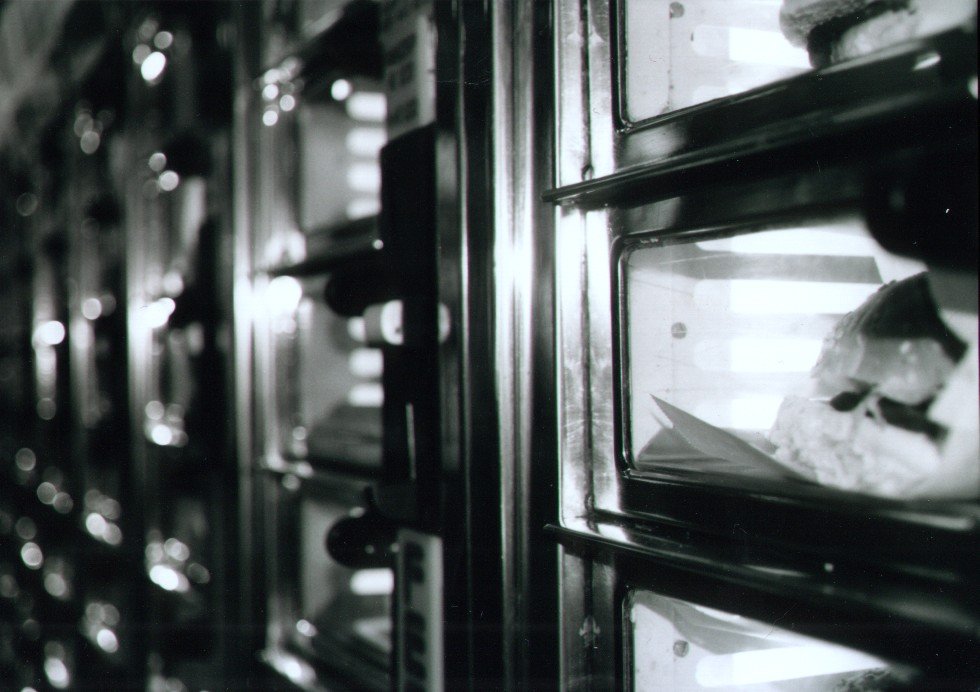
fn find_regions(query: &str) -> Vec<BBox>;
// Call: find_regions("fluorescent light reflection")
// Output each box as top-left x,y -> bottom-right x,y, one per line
345,92 -> 386,122
695,644 -> 888,687
350,569 -> 394,596
348,383 -> 384,407
346,197 -> 380,219
44,656 -> 70,689
695,338 -> 823,373
346,163 -> 381,193
96,628 -> 119,654
695,396 -> 784,431
696,229 -> 878,256
349,348 -> 383,378
346,127 -> 386,156
694,280 -> 877,315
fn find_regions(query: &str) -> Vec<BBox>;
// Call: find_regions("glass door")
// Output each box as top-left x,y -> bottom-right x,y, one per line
238,2 -> 395,688
547,0 -> 978,688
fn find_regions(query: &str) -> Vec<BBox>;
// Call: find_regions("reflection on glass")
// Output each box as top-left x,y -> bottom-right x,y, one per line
272,277 -> 383,467
630,591 -> 912,690
619,0 -> 976,122
621,0 -> 809,122
293,497 -> 392,663
624,219 -> 979,499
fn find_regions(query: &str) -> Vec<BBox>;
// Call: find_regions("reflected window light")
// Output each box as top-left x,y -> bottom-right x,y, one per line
695,644 -> 887,687
347,163 -> 382,193
35,320 -> 66,346
969,75 -> 978,99
262,109 -> 280,127
330,78 -> 353,101
279,94 -> 296,112
266,276 -> 303,314
345,92 -> 386,122
694,280 -> 877,315
140,51 -> 167,82
346,127 -> 386,157
695,396 -> 785,431
158,170 -> 180,192
350,568 -> 394,596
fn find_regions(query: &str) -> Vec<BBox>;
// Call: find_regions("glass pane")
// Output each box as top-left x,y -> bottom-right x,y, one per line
624,218 -> 979,500
290,494 -> 393,665
619,0 -> 976,122
270,275 -> 383,467
629,591 -> 914,690
296,92 -> 385,232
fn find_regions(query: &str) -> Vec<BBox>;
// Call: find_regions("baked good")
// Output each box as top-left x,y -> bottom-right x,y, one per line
779,0 -> 977,67
769,273 -> 978,499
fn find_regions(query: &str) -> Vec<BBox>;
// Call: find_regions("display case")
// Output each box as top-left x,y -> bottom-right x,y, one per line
239,2 -> 396,688
547,0 -> 978,688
